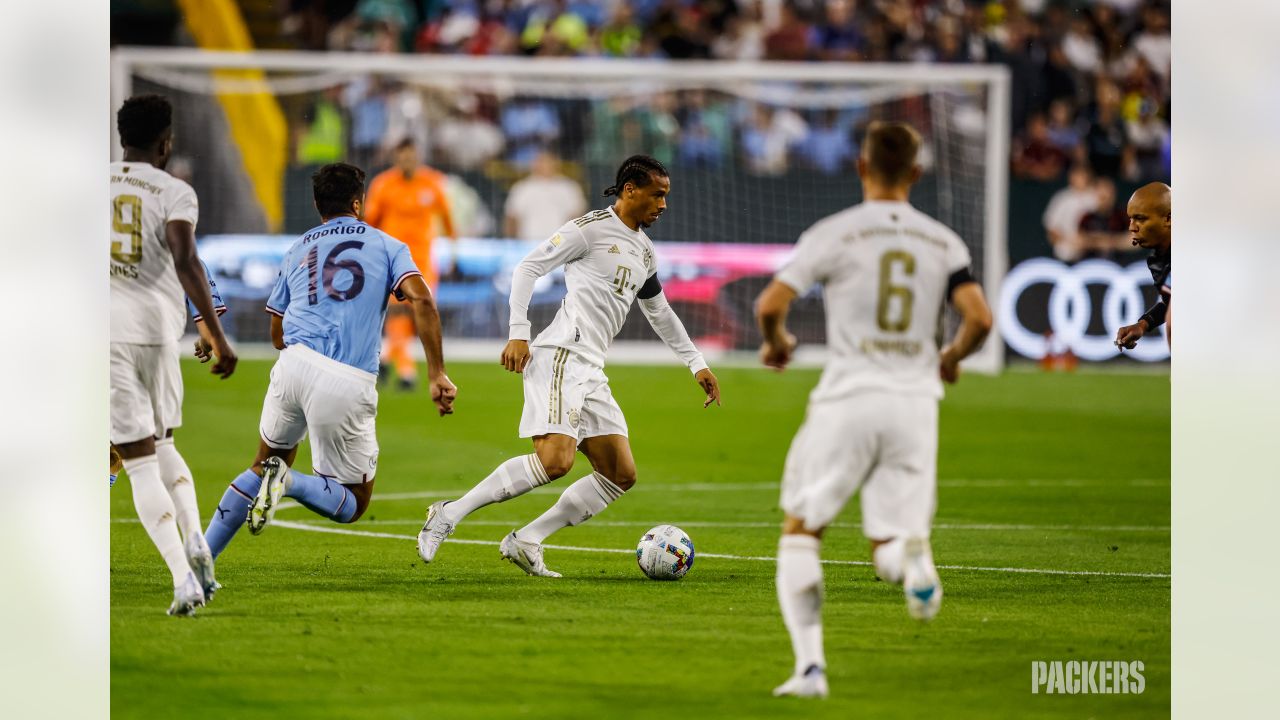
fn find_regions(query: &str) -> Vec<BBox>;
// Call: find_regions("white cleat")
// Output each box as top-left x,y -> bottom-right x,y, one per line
184,531 -> 218,603
248,457 -> 289,535
903,536 -> 943,622
167,571 -> 206,617
416,501 -> 456,563
500,531 -> 561,578
773,666 -> 829,699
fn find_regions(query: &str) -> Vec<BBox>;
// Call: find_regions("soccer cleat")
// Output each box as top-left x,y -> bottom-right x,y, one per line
772,665 -> 829,699
184,530 -> 218,603
248,457 -> 289,535
903,536 -> 943,622
416,501 -> 455,563
499,531 -> 562,578
167,571 -> 206,617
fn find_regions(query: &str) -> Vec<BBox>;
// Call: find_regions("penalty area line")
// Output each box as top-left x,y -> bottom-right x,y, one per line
267,520 -> 1171,579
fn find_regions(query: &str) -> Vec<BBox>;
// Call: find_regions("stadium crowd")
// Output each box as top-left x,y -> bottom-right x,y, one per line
283,0 -> 1170,185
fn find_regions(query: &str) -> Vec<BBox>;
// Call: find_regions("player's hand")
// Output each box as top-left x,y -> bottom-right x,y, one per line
760,333 -> 797,371
1114,319 -> 1149,351
501,340 -> 531,373
194,336 -> 213,363
695,368 -> 721,408
210,339 -> 238,379
429,373 -> 458,416
939,345 -> 961,384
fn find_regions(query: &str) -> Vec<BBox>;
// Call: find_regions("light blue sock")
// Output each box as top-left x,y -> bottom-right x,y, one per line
286,471 -> 358,523
206,469 -> 260,559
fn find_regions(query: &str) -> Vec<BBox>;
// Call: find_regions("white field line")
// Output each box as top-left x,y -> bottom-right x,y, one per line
368,477 -> 1168,503
268,521 -> 1169,579
109,517 -> 1170,578
272,516 -> 1170,533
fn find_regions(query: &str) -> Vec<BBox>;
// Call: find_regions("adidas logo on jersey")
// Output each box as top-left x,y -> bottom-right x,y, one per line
608,245 -> 621,254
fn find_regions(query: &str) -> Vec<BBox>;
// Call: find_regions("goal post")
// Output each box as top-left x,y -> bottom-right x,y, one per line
111,48 -> 1009,373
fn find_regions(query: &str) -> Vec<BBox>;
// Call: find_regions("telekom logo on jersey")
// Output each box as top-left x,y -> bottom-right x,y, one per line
998,258 -> 1169,362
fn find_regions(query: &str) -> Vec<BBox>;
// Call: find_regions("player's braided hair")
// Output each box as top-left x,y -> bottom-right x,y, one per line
117,94 -> 173,150
602,155 -> 668,197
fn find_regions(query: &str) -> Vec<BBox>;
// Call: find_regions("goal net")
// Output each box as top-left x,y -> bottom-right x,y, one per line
111,49 -> 1008,373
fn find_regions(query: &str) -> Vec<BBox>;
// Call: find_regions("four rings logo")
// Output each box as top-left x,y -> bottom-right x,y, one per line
998,258 -> 1169,362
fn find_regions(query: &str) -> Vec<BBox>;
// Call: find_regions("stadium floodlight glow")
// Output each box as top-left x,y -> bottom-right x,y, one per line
999,258 -> 1168,362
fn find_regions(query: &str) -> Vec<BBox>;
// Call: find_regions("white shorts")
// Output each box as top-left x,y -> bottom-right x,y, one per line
519,346 -> 628,441
110,342 -> 183,445
780,391 -> 938,538
259,344 -> 380,484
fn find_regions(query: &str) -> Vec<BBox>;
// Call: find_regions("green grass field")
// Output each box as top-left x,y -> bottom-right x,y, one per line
111,359 -> 1170,719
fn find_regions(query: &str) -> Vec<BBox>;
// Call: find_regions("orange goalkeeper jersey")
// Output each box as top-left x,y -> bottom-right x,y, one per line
364,166 -> 455,288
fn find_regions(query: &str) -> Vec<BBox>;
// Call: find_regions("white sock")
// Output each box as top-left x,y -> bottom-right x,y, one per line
446,454 -> 552,522
124,455 -> 190,587
518,472 -> 624,545
155,437 -> 202,541
777,534 -> 826,675
873,537 -> 907,584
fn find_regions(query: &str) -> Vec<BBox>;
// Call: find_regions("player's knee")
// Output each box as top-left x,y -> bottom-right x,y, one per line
609,465 -> 637,492
536,449 -> 575,480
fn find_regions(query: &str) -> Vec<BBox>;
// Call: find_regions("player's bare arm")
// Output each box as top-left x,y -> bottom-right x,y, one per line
194,319 -> 215,362
399,274 -> 458,416
501,339 -> 531,373
695,368 -> 721,408
939,282 -> 993,384
269,314 -> 286,351
754,280 -> 800,371
166,219 -> 237,378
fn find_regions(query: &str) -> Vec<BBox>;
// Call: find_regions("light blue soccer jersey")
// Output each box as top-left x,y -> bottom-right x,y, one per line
186,259 -> 227,322
266,216 -> 422,374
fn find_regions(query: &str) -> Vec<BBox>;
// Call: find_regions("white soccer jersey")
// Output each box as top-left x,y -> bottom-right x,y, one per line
510,206 -> 660,368
775,200 -> 972,401
110,161 -> 200,344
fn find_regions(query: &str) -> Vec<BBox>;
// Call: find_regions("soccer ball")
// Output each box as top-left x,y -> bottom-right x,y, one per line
636,524 -> 695,580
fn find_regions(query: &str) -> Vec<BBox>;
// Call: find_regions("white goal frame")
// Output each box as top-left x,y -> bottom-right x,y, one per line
111,48 -> 1009,374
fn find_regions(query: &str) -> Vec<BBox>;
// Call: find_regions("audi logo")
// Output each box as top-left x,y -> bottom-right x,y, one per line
999,258 -> 1169,362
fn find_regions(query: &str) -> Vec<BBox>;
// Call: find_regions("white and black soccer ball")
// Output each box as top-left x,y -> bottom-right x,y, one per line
636,524 -> 695,580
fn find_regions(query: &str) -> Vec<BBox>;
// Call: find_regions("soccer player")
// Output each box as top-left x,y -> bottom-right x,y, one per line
754,122 -> 993,698
364,137 -> 457,390
416,155 -> 721,577
203,163 -> 457,563
1114,182 -> 1172,351
111,94 -> 239,616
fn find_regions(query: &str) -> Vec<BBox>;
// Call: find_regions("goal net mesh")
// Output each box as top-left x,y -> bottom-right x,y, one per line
116,53 -> 1003,371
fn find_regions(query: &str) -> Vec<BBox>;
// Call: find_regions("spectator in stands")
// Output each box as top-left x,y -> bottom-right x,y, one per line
503,151 -> 587,242
1132,3 -> 1172,82
1042,165 -> 1098,262
599,3 -> 643,58
764,1 -> 812,61
1084,78 -> 1127,179
675,89 -> 732,169
740,104 -> 808,176
435,94 -> 504,171
382,83 -> 430,162
810,0 -> 865,62
444,173 -> 495,239
501,97 -> 561,168
520,0 -> 591,56
1060,15 -> 1101,74
655,4 -> 713,59
1077,177 -> 1132,259
344,77 -> 389,171
1045,99 -> 1083,161
711,6 -> 765,61
295,86 -> 347,166
1125,97 -> 1170,180
797,109 -> 855,175
1012,114 -> 1070,182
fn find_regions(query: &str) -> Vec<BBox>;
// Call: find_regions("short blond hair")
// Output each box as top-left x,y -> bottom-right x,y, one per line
863,121 -> 922,185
